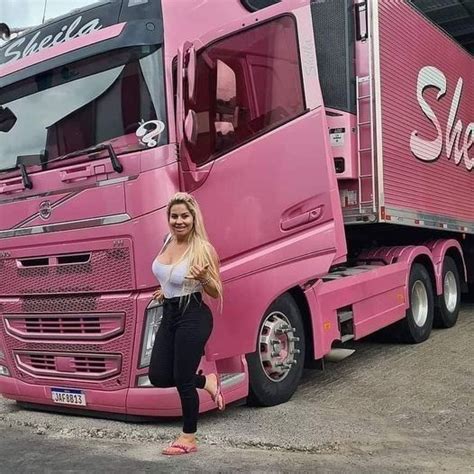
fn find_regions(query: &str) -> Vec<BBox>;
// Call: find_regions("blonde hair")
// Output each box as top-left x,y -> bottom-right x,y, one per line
166,192 -> 223,303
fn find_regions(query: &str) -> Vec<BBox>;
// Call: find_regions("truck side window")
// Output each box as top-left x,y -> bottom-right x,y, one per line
187,15 -> 305,166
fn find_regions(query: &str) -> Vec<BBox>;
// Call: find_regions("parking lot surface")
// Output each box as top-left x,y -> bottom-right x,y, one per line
1,302 -> 473,472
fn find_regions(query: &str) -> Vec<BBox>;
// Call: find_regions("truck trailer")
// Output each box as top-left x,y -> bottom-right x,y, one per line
0,0 -> 472,416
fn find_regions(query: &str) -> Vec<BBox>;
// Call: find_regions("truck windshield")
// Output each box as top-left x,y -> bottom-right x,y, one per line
0,45 -> 166,172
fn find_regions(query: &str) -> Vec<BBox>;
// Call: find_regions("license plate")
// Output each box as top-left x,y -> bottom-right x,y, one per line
51,388 -> 86,406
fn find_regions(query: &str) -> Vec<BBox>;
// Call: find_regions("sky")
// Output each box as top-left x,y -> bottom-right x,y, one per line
0,0 -> 101,30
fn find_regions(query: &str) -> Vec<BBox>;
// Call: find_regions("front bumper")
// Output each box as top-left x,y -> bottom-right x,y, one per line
0,370 -> 248,417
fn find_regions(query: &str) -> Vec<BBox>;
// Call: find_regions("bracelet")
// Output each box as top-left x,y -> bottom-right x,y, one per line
200,277 -> 211,287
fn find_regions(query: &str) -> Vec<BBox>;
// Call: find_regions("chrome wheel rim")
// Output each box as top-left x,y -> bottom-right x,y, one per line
443,271 -> 458,313
258,311 -> 300,382
412,280 -> 428,327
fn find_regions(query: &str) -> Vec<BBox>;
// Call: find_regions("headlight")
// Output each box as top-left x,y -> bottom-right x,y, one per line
139,299 -> 163,368
0,365 -> 10,377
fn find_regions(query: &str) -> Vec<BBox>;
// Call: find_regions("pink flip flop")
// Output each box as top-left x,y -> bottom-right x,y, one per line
162,442 -> 198,456
211,373 -> 226,411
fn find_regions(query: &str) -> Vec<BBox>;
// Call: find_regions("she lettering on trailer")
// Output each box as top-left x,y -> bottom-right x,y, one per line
149,192 -> 224,456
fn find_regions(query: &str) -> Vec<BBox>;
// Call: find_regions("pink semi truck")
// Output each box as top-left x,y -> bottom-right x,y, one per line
0,0 -> 472,417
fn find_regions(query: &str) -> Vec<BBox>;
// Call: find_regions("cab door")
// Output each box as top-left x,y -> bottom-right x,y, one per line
178,16 -> 345,358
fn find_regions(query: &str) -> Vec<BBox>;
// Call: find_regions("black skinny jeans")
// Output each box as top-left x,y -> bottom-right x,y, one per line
148,293 -> 213,434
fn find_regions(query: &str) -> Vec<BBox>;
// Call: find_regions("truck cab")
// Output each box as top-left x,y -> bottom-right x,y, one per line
0,0 -> 470,416
0,0 -> 347,415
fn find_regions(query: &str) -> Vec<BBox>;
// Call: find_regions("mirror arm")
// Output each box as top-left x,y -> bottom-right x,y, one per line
176,46 -> 185,147
187,44 -> 197,105
176,43 -> 199,178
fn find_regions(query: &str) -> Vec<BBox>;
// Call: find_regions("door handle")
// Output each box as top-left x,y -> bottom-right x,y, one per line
60,164 -> 108,183
281,213 -> 310,230
281,206 -> 323,231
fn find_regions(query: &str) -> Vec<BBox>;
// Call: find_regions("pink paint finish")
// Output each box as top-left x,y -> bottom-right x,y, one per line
162,0 -> 308,61
15,351 -> 122,380
4,312 -> 125,341
0,197 -> 170,293
306,235 -> 466,361
0,293 -> 137,392
161,0 -> 309,143
208,239 -> 337,360
191,107 -> 347,273
0,340 -> 248,416
360,243 -> 445,301
0,23 -> 125,78
0,378 -> 129,413
20,183 -> 126,228
308,261 -> 408,358
0,238 -> 135,295
424,239 -> 467,294
304,282 -> 340,359
377,1 -> 473,222
0,0 -> 471,418
0,191 -> 70,231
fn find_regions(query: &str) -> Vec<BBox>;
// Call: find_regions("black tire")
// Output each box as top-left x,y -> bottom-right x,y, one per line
434,256 -> 461,328
246,293 -> 305,406
392,263 -> 434,344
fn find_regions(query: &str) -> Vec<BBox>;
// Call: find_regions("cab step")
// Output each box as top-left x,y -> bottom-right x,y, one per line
325,348 -> 355,363
341,334 -> 354,343
338,310 -> 353,323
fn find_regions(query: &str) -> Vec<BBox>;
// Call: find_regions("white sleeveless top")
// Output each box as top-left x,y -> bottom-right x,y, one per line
152,236 -> 201,298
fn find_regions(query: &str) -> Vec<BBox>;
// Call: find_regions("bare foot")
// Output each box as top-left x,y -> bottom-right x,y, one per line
205,373 -> 225,410
204,373 -> 217,396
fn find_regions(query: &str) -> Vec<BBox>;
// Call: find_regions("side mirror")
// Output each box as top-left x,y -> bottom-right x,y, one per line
184,109 -> 198,145
176,43 -> 210,192
0,23 -> 11,41
186,44 -> 197,105
0,106 -> 17,132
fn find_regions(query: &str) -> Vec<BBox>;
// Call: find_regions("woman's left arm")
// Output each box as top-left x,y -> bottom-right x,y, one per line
186,247 -> 220,299
201,246 -> 220,299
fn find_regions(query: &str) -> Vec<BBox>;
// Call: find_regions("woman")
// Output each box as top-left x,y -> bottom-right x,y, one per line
149,192 -> 224,456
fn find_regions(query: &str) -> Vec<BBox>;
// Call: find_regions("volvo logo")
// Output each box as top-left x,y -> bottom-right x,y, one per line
39,200 -> 53,220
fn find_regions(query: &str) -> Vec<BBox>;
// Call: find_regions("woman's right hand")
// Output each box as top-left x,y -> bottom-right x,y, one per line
152,287 -> 164,303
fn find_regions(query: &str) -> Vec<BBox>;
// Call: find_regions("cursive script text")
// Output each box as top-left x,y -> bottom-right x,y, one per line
410,66 -> 473,171
3,16 -> 103,63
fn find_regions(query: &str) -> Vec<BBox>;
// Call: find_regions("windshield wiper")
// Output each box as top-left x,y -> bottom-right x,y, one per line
14,151 -> 49,190
18,163 -> 32,189
7,144 -> 123,191
48,143 -> 123,173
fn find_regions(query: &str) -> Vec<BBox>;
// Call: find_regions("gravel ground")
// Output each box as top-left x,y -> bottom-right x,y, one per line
0,302 -> 473,472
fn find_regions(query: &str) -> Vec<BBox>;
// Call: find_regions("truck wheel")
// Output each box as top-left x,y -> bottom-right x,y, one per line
434,256 -> 461,328
394,263 -> 434,344
246,294 -> 305,406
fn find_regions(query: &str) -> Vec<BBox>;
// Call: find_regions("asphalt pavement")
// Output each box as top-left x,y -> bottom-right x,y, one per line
0,301 -> 473,472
